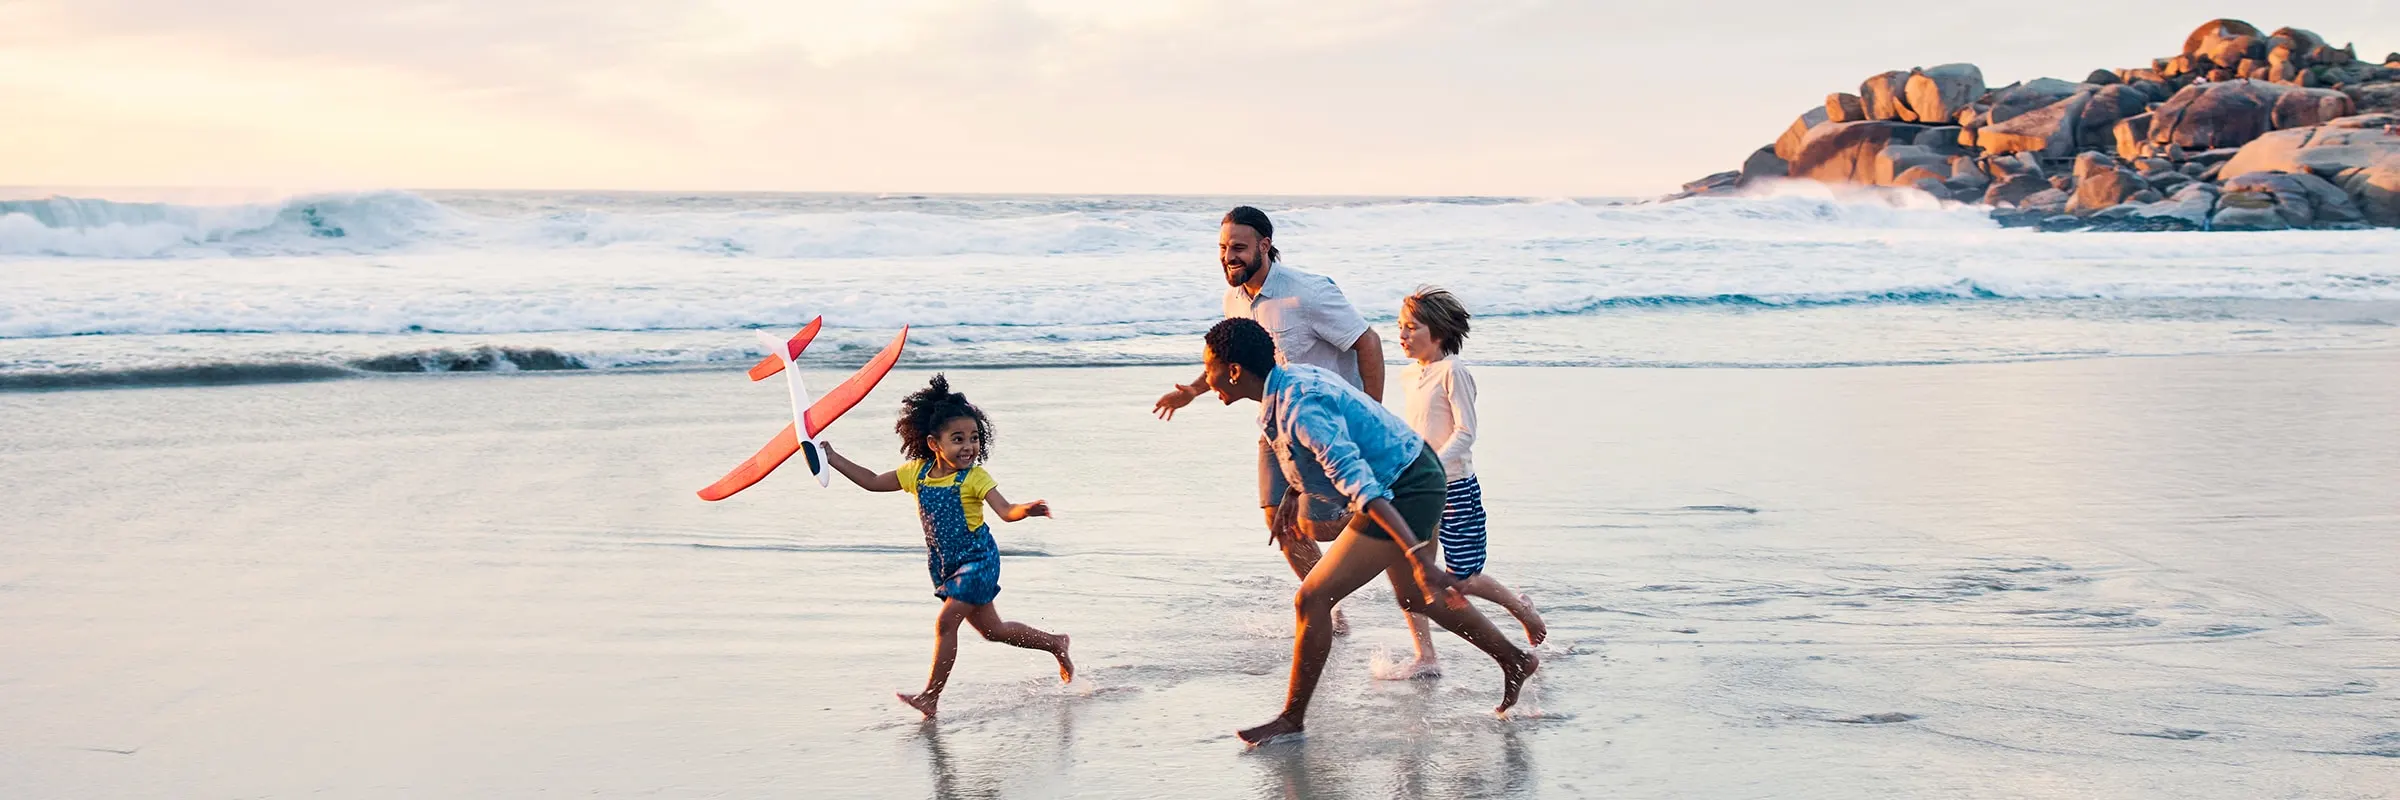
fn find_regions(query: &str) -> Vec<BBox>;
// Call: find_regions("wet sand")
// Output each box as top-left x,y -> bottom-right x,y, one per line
3,351 -> 2397,798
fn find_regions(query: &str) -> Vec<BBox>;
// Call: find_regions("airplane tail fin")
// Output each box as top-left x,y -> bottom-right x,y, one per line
746,316 -> 824,381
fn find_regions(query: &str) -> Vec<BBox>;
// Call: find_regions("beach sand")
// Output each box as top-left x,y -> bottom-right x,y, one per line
3,352 -> 2397,798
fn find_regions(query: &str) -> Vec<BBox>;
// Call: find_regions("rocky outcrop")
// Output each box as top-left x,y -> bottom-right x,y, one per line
1677,17 -> 2400,231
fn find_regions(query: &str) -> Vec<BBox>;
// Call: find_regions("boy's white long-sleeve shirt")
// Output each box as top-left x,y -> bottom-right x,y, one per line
1398,355 -> 1476,481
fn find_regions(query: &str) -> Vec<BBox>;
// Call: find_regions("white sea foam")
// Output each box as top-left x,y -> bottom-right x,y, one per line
5,190 -> 2400,379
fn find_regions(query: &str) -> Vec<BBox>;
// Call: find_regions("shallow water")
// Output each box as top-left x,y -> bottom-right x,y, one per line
3,354 -> 2397,797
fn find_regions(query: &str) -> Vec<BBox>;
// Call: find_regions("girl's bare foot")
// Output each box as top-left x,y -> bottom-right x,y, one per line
897,691 -> 940,718
1054,634 -> 1075,683
1496,649 -> 1538,715
1237,714 -> 1305,747
1515,593 -> 1548,646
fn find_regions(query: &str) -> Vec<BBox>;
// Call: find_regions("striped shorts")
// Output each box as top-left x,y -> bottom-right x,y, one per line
1439,476 -> 1489,580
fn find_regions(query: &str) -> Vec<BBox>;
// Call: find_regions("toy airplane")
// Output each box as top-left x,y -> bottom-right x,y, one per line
697,317 -> 908,501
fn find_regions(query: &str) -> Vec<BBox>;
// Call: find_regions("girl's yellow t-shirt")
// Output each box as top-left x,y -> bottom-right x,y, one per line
896,461 -> 996,530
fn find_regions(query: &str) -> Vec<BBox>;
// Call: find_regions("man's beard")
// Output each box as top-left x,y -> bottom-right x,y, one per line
1224,254 -> 1262,287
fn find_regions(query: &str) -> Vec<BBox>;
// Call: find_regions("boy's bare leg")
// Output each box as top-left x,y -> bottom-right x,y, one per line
1389,568 -> 1539,714
899,599 -> 978,718
965,603 -> 1074,683
1388,612 -> 1442,679
1237,530 -> 1394,745
1456,574 -> 1547,646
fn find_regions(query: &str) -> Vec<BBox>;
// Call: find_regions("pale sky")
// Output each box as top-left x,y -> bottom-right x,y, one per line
6,1 -> 2397,196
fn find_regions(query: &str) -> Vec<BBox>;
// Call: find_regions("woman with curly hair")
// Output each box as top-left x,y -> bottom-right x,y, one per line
824,374 -> 1072,718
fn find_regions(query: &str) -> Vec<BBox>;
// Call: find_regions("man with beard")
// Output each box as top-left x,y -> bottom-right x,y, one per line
1155,207 -> 1386,630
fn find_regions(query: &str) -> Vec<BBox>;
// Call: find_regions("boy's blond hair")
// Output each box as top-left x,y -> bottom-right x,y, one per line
1403,286 -> 1470,355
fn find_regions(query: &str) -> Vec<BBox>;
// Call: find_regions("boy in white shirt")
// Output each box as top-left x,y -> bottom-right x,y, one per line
1392,287 -> 1546,678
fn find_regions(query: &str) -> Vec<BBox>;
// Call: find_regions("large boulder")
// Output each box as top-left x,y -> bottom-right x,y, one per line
1740,146 -> 1790,186
2115,112 -> 2156,161
2343,83 -> 2400,114
2210,177 -> 2307,229
2019,188 -> 2070,215
1872,144 -> 1951,186
2211,191 -> 2291,230
1914,126 -> 1968,156
2337,161 -> 2400,227
2079,84 -> 2153,151
1983,173 -> 2050,206
2283,171 -> 2367,223
1982,151 -> 2045,182
1906,64 -> 1987,126
2148,80 -> 2278,151
1979,90 -> 2091,158
2220,117 -> 2400,224
2271,87 -> 2356,129
1946,156 -> 1991,191
2067,167 -> 2150,215
1862,71 -> 1916,121
1827,92 -> 1869,123
2271,27 -> 2329,58
2149,170 -> 2193,196
2185,19 -> 2265,69
1774,106 -> 1832,162
1786,121 -> 1927,184
2222,116 -> 2400,177
1986,78 -> 2085,126
2123,184 -> 2217,230
2220,172 -> 2318,227
1895,165 -> 1951,188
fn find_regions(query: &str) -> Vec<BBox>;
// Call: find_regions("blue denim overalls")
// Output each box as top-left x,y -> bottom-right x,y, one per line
917,461 -> 1001,605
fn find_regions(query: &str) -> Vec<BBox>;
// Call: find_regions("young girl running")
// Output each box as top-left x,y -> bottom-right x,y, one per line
823,375 -> 1073,718
1393,288 -> 1546,679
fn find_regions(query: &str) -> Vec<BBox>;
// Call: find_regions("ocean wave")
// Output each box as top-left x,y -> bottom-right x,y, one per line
2,187 -> 1998,261
0,192 -> 457,257
0,191 -> 1218,259
348,346 -> 588,373
0,361 -> 359,391
0,346 -> 592,391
